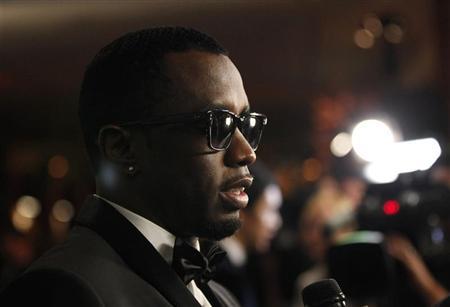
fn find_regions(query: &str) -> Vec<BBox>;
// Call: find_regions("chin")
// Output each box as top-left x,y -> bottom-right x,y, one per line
198,218 -> 242,240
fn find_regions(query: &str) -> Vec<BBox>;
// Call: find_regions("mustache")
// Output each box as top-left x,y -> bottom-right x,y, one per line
220,173 -> 254,191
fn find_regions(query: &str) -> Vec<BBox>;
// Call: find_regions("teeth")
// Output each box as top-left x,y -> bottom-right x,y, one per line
229,187 -> 244,194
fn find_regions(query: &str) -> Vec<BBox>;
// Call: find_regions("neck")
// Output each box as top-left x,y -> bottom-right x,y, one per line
96,181 -> 159,226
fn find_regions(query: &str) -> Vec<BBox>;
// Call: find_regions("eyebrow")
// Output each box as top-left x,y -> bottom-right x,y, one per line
204,103 -> 251,115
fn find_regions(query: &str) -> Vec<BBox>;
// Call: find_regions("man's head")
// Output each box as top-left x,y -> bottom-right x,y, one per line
79,27 -> 265,240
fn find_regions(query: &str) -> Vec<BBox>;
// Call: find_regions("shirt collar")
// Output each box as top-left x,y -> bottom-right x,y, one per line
93,194 -> 200,264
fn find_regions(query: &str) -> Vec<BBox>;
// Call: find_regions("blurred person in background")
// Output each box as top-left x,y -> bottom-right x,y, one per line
214,161 -> 283,307
386,233 -> 449,307
297,176 -> 355,290
0,26 -> 269,306
293,172 -> 450,307
293,175 -> 358,306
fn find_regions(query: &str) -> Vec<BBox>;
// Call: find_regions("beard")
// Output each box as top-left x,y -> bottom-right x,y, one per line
197,217 -> 242,240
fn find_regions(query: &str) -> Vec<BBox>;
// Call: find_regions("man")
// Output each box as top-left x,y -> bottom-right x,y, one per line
0,26 -> 268,306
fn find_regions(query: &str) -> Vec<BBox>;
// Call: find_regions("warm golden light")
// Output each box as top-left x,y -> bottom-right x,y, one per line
384,23 -> 403,44
302,158 -> 322,182
52,199 -> 75,223
48,155 -> 69,179
12,210 -> 34,233
16,195 -> 41,219
362,14 -> 383,37
354,29 -> 375,49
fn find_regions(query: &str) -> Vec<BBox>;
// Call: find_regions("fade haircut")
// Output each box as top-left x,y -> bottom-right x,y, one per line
78,26 -> 227,171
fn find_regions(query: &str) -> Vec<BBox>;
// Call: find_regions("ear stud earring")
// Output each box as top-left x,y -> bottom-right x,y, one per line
127,165 -> 137,175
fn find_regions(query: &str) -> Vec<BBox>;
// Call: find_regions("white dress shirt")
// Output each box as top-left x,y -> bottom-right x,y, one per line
93,194 -> 212,307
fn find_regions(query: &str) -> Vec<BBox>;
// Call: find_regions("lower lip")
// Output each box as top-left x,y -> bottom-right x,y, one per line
219,191 -> 249,210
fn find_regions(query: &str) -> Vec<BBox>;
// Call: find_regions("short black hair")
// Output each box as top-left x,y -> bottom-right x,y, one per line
79,26 -> 227,171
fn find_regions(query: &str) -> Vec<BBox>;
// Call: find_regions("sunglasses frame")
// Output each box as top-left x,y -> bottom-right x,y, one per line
117,109 -> 267,151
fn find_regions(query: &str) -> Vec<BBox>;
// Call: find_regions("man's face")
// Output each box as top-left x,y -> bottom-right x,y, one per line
132,50 -> 256,240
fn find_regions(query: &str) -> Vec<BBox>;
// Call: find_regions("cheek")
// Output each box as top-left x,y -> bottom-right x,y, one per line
182,154 -> 225,207
192,154 -> 222,187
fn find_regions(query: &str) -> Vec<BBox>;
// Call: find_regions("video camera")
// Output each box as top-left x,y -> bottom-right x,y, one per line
326,173 -> 450,306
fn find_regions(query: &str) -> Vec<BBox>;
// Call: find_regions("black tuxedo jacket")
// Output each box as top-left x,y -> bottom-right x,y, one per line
0,196 -> 239,307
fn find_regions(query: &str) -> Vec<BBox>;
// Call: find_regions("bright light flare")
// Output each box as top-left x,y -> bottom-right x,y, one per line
352,119 -> 395,162
386,138 -> 441,172
364,138 -> 441,183
364,162 -> 399,183
330,132 -> 352,157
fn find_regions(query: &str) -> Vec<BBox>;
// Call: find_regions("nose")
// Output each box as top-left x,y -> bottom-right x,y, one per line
224,129 -> 256,167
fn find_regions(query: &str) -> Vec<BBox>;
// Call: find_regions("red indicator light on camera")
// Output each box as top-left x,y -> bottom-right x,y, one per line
383,200 -> 400,215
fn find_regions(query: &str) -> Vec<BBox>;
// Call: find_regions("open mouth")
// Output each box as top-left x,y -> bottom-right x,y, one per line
219,176 -> 253,210
220,188 -> 249,210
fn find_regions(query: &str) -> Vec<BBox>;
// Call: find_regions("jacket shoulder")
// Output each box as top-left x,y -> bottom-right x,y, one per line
1,226 -> 171,307
0,267 -> 104,307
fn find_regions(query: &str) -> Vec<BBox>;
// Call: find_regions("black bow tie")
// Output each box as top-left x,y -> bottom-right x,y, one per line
172,238 -> 226,285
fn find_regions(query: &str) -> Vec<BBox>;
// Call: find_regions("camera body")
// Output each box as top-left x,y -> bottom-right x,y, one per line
357,180 -> 450,255
326,175 -> 450,306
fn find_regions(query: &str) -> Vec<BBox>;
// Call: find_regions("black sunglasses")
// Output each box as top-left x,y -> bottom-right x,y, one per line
118,109 -> 268,151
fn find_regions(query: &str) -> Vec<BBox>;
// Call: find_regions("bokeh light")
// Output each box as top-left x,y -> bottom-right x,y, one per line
52,199 -> 75,223
12,195 -> 41,233
383,200 -> 400,215
11,211 -> 34,233
364,162 -> 399,184
351,119 -> 395,162
354,29 -> 375,49
362,14 -> 383,37
330,132 -> 353,157
384,23 -> 403,44
48,155 -> 69,179
302,158 -> 322,182
16,195 -> 41,219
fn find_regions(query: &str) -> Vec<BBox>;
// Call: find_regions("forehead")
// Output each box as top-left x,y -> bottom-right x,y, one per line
162,50 -> 249,114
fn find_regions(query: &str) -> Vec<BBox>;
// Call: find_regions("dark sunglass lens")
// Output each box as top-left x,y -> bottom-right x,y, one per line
210,112 -> 235,149
241,116 -> 264,149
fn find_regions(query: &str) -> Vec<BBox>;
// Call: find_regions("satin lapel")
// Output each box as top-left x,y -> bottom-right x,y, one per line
197,282 -> 223,307
75,196 -> 201,307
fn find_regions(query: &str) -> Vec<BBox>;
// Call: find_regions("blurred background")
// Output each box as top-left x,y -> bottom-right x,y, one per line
1,1 -> 450,306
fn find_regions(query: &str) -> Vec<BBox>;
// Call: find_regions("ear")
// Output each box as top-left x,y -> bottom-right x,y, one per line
97,125 -> 136,166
